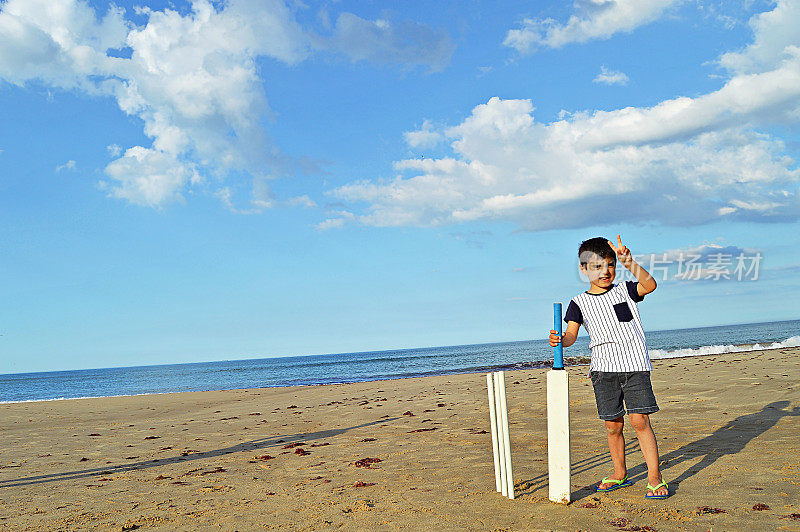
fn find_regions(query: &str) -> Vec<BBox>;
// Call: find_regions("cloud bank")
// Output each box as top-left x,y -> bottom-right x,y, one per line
0,0 -> 454,208
328,0 -> 800,231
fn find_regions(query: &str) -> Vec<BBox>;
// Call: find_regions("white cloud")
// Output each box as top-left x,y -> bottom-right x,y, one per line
571,52 -> 800,149
695,1 -> 751,31
0,0 -> 308,207
649,243 -> 752,262
315,210 -> 355,231
404,119 -> 444,149
330,96 -> 798,230
504,0 -> 680,53
593,65 -> 629,85
285,195 -> 317,208
719,0 -> 800,74
0,0 -> 129,87
55,159 -> 76,172
213,185 -> 274,214
329,2 -> 800,231
102,146 -> 199,207
214,186 -> 238,212
0,0 -> 453,209
316,218 -> 347,231
103,0 -> 312,205
106,144 -> 122,157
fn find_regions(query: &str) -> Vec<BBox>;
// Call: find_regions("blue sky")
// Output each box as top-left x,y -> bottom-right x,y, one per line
2,0 -> 799,373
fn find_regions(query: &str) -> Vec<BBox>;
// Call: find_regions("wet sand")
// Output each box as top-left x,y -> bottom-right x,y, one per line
1,347 -> 799,531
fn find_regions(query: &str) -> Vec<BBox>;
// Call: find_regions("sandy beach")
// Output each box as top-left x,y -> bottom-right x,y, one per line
1,347 -> 799,531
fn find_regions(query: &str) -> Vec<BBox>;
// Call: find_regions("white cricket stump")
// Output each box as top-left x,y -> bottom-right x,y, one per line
486,373 -> 502,493
493,372 -> 508,496
547,369 -> 571,504
487,371 -> 514,499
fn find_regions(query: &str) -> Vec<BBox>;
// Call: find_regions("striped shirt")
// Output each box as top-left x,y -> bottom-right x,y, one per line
564,281 -> 651,372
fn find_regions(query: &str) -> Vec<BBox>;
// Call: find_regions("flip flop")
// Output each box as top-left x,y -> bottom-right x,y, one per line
596,475 -> 632,492
645,481 -> 669,499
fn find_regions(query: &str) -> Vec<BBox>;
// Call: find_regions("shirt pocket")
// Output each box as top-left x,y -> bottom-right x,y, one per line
613,302 -> 633,322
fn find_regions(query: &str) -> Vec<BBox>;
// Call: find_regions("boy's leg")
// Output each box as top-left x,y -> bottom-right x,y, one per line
591,371 -> 628,489
621,372 -> 666,497
599,416 -> 627,489
628,413 -> 667,497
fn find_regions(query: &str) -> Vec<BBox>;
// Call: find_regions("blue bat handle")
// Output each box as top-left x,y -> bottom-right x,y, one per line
554,302 -> 564,370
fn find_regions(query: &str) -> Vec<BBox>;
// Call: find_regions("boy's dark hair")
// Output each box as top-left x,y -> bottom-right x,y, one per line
579,237 -> 616,266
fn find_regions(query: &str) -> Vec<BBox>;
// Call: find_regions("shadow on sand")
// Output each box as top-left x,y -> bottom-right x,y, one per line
0,417 -> 399,488
516,400 -> 800,501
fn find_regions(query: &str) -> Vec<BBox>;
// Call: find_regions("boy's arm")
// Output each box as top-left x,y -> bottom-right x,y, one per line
549,321 -> 580,348
608,234 -> 657,297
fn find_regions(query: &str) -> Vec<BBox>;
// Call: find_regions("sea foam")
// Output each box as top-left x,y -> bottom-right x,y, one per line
0,392 -> 161,405
649,335 -> 800,360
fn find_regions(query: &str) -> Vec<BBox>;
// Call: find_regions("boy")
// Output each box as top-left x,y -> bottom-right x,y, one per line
548,235 -> 668,499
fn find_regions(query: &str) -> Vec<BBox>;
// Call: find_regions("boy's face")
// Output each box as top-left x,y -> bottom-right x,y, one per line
580,252 -> 616,289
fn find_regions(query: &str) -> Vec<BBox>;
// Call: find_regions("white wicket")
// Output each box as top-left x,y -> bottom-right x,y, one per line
487,370 -> 514,499
486,373 -> 502,493
547,369 -> 571,504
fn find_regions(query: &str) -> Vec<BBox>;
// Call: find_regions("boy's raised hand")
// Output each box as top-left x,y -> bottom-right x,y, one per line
608,234 -> 633,268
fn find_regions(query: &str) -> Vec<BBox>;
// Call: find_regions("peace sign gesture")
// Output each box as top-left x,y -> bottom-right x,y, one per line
608,234 -> 633,268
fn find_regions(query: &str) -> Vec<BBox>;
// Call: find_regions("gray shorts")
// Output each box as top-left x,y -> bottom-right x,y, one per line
590,371 -> 659,421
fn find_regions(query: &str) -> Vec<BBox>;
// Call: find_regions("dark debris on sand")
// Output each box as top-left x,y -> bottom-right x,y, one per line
353,457 -> 381,468
696,506 -> 726,515
607,517 -> 657,531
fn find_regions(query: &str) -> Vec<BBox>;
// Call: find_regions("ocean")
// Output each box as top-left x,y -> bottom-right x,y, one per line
1,320 -> 798,403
